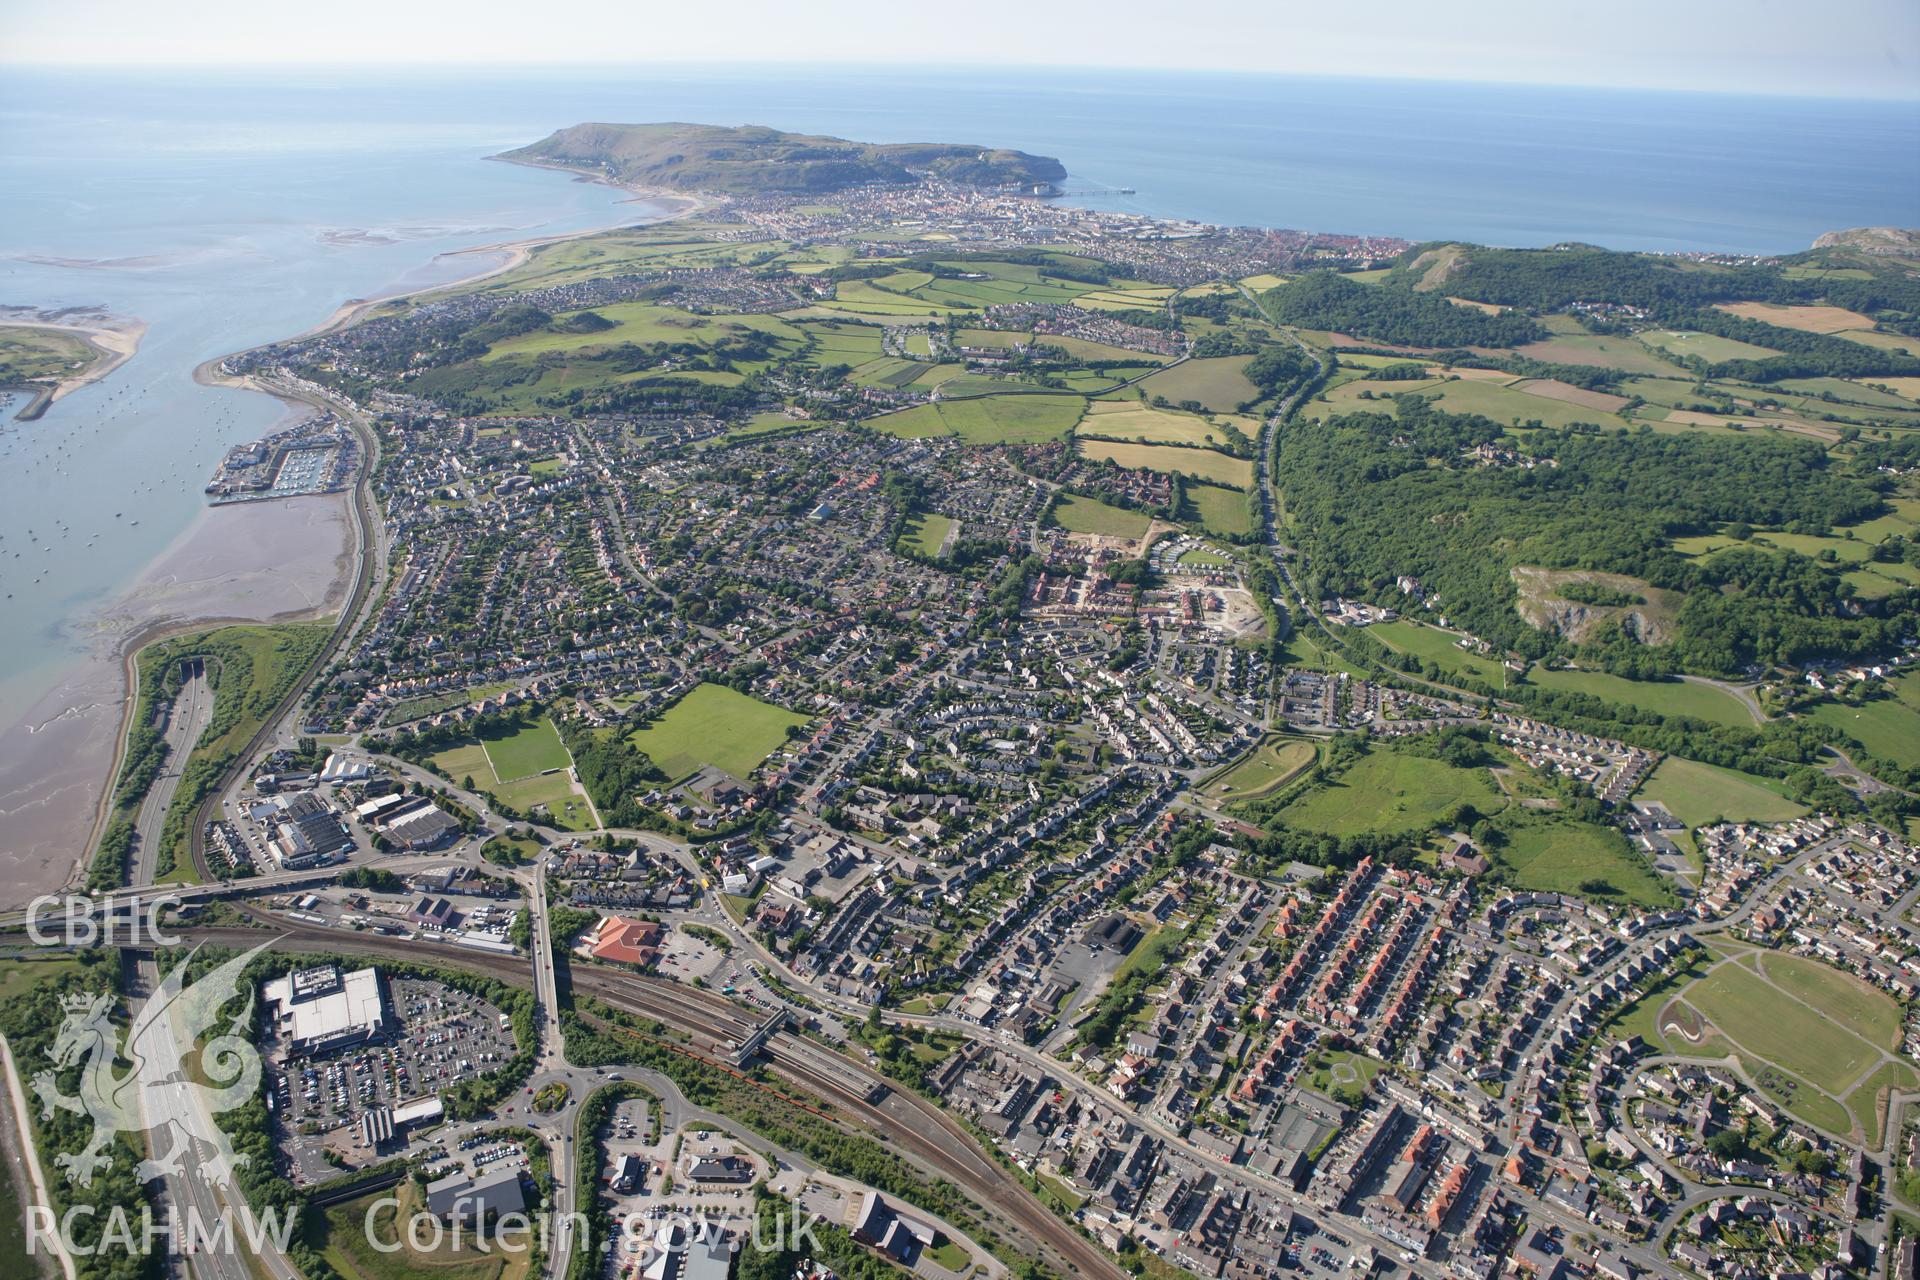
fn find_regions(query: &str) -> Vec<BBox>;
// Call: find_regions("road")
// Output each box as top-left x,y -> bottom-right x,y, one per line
130,662 -> 212,885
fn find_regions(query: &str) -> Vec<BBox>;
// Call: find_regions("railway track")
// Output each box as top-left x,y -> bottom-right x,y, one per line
177,921 -> 1125,1280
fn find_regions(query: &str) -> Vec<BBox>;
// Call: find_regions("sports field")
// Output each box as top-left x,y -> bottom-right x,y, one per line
1663,950 -> 1915,1125
428,716 -> 593,829
1491,813 -> 1676,907
627,681 -> 809,782
1276,748 -> 1501,836
1078,439 -> 1253,489
1052,494 -> 1150,539
1635,756 -> 1805,827
1203,738 -> 1316,804
1139,356 -> 1262,412
901,511 -> 953,557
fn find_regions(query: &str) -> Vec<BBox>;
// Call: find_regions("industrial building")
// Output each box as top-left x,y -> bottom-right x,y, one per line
263,964 -> 391,1058
426,1168 -> 526,1223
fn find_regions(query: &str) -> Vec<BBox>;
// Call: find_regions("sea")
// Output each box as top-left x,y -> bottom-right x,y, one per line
0,63 -> 1914,895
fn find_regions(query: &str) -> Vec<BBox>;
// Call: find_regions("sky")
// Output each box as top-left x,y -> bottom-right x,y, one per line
2,0 -> 1918,100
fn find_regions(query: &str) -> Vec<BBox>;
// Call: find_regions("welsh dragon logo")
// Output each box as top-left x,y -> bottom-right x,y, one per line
32,941 -> 275,1189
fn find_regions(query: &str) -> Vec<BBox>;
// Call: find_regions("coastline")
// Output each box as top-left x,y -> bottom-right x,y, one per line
284,183 -> 709,343
42,176 -> 704,900
0,311 -> 147,420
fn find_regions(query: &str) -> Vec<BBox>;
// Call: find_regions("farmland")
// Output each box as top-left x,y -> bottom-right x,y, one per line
874,393 -> 1085,443
1183,482 -> 1254,537
1078,439 -> 1253,489
1138,356 -> 1263,412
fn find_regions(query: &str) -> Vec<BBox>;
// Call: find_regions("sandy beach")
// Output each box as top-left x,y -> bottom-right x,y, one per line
0,309 -> 147,419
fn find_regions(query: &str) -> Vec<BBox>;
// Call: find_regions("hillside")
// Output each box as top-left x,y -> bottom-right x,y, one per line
498,122 -> 1066,195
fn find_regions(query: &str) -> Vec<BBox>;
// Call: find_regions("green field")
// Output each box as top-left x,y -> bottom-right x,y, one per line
627,682 -> 809,782
1675,953 -> 1912,1104
1184,482 -> 1254,537
1309,376 -> 1634,432
485,303 -> 797,360
1079,399 -> 1246,449
1635,756 -> 1806,827
1808,694 -> 1920,770
1521,668 -> 1756,727
1637,329 -> 1783,362
1139,356 -> 1262,412
1492,813 -> 1676,907
1203,738 -> 1316,804
1051,494 -> 1151,539
1370,620 -> 1509,686
901,511 -> 954,557
1515,333 -> 1689,376
428,716 -> 591,829
481,715 -> 571,781
1276,748 -> 1501,836
1078,438 -> 1253,489
872,393 -> 1085,444
0,324 -> 100,385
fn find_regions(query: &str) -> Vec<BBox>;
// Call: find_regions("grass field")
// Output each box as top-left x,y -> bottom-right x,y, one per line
1522,667 -> 1756,727
428,716 -> 591,829
1492,813 -> 1677,907
0,324 -> 100,384
872,393 -> 1085,444
1139,356 -> 1262,412
627,682 -> 809,782
1514,333 -> 1689,376
1637,329 -> 1783,362
1184,482 -> 1254,537
901,511 -> 953,557
1308,376 -> 1635,432
481,716 -> 571,781
1203,738 -> 1316,804
1635,756 -> 1805,827
1370,620 -> 1508,687
1807,695 -> 1920,770
1079,399 -> 1244,449
484,303 -> 798,361
1052,494 -> 1150,539
1277,748 -> 1501,836
1078,439 -> 1253,489
1679,954 -> 1909,1099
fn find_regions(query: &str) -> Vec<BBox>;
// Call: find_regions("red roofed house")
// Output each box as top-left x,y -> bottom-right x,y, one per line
586,915 -> 665,968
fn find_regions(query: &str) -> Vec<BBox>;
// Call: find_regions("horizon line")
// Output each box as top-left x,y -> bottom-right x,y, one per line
2,59 -> 1916,105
